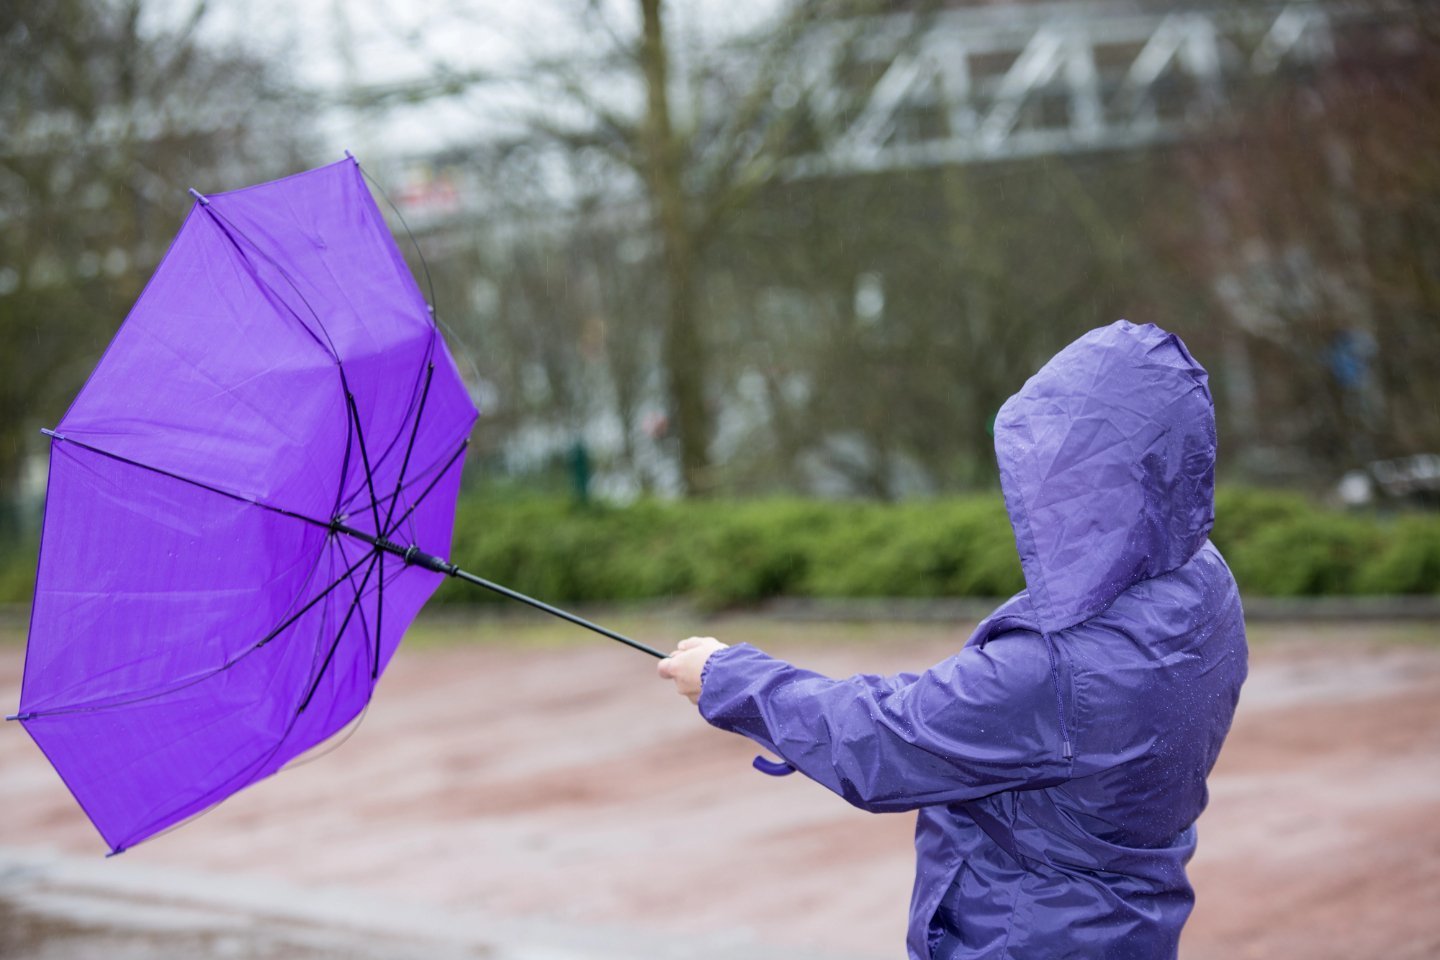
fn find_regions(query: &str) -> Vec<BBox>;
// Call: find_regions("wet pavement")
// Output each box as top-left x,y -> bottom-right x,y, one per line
0,844 -> 845,960
2,617 -> 1439,959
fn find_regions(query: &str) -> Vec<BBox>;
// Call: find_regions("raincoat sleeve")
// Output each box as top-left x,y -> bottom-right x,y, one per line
697,637 -> 1070,813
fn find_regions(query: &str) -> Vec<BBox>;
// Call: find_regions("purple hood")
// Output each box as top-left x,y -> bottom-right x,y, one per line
995,320 -> 1217,635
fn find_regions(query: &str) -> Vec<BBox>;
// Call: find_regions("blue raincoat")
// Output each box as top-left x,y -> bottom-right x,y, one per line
698,321 -> 1247,959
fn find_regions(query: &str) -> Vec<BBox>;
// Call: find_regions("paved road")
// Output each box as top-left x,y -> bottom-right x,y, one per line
2,617 -> 1438,959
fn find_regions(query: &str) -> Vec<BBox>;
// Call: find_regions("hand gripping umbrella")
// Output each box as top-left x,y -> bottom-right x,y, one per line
8,155 -> 665,856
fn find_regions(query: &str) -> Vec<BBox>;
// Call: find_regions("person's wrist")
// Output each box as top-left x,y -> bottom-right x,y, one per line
699,644 -> 725,687
697,642 -> 743,713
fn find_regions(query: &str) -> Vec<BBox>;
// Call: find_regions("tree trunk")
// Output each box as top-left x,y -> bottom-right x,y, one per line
638,0 -> 711,494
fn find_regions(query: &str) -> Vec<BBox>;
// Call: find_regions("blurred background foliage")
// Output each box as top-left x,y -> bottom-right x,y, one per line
6,488 -> 1436,606
2,0 -> 1438,602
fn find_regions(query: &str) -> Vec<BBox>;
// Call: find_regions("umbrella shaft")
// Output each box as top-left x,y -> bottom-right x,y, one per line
332,523 -> 666,659
450,568 -> 666,659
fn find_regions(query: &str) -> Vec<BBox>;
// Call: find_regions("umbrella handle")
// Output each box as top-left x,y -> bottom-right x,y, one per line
752,754 -> 797,776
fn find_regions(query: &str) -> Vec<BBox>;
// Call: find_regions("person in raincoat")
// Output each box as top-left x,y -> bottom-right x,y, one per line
658,320 -> 1247,959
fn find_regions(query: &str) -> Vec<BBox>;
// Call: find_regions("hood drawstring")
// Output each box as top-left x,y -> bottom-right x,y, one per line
1043,633 -> 1074,761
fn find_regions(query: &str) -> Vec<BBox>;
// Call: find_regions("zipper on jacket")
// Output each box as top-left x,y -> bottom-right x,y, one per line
1043,633 -> 1074,761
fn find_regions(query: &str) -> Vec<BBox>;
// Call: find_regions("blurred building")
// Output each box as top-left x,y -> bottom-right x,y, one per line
345,0 -> 1431,498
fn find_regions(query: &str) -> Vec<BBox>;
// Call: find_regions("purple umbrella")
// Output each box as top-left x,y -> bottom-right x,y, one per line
9,156 -> 661,855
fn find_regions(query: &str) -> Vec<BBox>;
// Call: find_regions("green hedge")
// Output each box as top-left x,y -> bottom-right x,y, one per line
1,489 -> 1436,609
430,487 -> 1439,607
0,538 -> 35,608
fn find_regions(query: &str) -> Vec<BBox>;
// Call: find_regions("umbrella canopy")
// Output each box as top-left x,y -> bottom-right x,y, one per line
12,157 -> 481,854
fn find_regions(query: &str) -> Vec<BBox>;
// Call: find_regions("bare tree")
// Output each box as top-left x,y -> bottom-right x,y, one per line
0,0 -> 313,527
508,0 -> 895,494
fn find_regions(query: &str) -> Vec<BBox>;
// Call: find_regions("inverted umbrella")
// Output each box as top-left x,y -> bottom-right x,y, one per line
8,156 -> 663,856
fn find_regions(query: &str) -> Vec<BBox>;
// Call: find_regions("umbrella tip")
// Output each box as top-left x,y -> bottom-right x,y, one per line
5,713 -> 30,722
188,188 -> 210,206
344,149 -> 356,162
105,846 -> 126,858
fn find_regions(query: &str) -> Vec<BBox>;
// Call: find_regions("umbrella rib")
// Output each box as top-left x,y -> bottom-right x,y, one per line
253,546 -> 371,651
28,542 -> 326,717
332,384 -> 357,520
43,432 -> 332,532
200,193 -> 429,533
357,159 -> 487,395
298,552 -> 380,714
357,161 -> 439,329
17,545 -> 373,720
378,438 -> 469,540
197,201 -> 363,536
373,552 -> 385,680
198,174 -> 450,539
283,700 -> 373,772
339,384 -> 392,686
344,391 -> 385,539
113,547 -> 345,855
115,542 -> 388,854
340,338 -> 436,503
333,523 -> 383,682
196,202 -> 341,361
336,537 -> 384,682
381,361 -> 435,539
338,442 -> 451,536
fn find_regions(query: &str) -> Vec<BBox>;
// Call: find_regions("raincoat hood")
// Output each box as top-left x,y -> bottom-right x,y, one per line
994,320 -> 1216,635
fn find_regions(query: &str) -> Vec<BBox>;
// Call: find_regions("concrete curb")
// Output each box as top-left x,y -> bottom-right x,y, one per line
3,594 -> 1437,635
754,595 -> 1440,624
